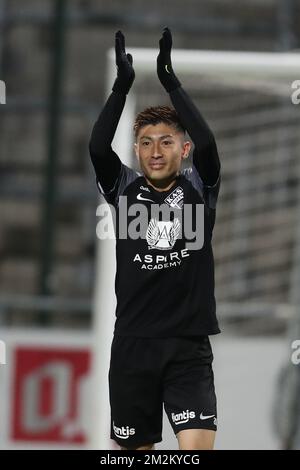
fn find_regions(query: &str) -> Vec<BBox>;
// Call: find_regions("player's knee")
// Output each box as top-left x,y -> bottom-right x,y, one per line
177,429 -> 215,450
120,443 -> 155,450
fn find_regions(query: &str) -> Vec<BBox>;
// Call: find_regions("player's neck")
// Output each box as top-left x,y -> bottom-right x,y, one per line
145,174 -> 179,192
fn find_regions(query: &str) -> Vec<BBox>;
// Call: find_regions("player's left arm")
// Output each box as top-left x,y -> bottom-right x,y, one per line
156,27 -> 220,187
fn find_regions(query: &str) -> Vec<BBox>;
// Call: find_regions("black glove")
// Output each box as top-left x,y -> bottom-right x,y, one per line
157,27 -> 181,93
112,30 -> 135,95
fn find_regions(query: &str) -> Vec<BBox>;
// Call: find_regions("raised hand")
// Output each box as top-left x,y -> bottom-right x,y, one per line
112,30 -> 135,95
157,27 -> 181,93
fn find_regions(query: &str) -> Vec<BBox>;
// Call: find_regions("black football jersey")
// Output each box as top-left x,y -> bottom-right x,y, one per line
96,163 -> 221,337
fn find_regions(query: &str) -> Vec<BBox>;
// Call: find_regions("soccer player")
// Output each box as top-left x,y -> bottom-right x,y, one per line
89,28 -> 221,450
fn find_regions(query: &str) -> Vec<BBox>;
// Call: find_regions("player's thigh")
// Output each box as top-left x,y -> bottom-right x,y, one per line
163,336 -> 217,437
109,335 -> 163,449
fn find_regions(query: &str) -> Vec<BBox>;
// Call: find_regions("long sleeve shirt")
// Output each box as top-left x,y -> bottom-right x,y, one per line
89,87 -> 221,337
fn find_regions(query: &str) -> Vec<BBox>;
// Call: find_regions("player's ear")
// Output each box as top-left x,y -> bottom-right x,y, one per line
182,140 -> 191,160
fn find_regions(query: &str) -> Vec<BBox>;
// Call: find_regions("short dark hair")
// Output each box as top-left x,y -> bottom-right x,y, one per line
133,105 -> 185,139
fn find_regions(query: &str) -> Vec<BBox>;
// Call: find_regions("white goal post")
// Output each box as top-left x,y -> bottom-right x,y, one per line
90,47 -> 300,450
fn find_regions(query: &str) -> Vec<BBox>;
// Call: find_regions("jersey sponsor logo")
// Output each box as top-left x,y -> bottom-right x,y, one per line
139,185 -> 150,193
133,248 -> 190,270
171,410 -> 196,425
146,218 -> 181,250
137,193 -> 154,202
113,422 -> 136,439
164,186 -> 184,209
200,412 -> 215,420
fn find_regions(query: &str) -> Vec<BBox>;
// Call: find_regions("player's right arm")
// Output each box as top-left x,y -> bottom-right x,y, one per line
89,31 -> 135,194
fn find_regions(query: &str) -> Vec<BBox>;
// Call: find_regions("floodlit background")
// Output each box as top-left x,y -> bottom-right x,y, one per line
0,0 -> 300,450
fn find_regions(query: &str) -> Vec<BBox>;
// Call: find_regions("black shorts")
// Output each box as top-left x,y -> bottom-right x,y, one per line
108,334 -> 217,449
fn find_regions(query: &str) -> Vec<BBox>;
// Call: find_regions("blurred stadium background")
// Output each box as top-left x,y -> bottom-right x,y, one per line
0,0 -> 300,450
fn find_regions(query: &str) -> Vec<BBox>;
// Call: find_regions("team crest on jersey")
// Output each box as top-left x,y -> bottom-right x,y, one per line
146,218 -> 181,250
164,186 -> 184,209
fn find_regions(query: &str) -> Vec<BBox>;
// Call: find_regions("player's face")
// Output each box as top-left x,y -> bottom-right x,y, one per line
134,123 -> 191,189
